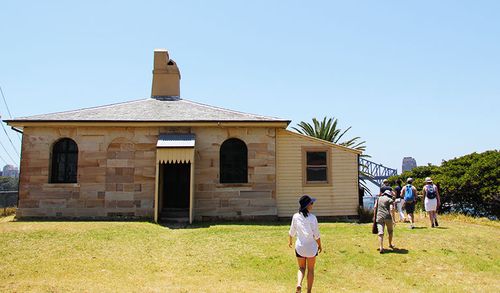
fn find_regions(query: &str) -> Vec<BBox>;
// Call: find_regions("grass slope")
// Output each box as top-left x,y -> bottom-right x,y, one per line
0,214 -> 499,292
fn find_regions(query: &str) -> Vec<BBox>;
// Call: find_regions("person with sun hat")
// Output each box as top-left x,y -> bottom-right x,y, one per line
289,195 -> 322,293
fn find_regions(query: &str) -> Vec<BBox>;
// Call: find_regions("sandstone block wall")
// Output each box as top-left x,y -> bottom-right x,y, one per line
17,127 -> 157,219
17,125 -> 278,221
191,127 -> 277,220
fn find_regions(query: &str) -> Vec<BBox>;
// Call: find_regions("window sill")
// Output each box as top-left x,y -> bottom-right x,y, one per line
43,183 -> 80,188
303,182 -> 331,187
216,183 -> 252,188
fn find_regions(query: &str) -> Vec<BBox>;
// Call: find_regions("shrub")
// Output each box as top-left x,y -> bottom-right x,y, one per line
357,206 -> 373,223
389,150 -> 500,219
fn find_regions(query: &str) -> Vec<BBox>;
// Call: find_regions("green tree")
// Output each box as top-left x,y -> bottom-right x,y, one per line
292,117 -> 366,152
388,150 -> 500,218
0,176 -> 19,191
292,117 -> 371,194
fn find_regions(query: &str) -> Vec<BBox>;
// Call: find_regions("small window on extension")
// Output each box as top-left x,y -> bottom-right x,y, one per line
303,148 -> 330,185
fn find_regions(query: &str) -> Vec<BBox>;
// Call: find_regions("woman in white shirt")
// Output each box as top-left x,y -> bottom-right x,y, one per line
288,195 -> 322,293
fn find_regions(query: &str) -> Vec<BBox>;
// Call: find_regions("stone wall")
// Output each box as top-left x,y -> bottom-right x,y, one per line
192,127 -> 277,220
17,125 -> 278,221
17,127 -> 157,219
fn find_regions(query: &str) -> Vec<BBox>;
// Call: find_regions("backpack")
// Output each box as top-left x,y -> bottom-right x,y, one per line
426,185 -> 437,199
404,185 -> 415,202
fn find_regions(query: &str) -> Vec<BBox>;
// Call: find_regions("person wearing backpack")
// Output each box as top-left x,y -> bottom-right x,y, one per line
401,178 -> 417,229
394,179 -> 406,222
423,177 -> 441,228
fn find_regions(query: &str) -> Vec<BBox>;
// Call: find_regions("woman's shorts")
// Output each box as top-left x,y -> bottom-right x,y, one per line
425,198 -> 437,212
295,250 -> 318,258
405,201 -> 415,214
377,219 -> 394,236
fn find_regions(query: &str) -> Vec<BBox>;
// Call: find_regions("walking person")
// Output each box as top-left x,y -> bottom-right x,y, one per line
289,195 -> 322,293
379,179 -> 392,195
401,178 -> 418,229
394,179 -> 406,222
373,189 -> 396,253
423,177 -> 441,227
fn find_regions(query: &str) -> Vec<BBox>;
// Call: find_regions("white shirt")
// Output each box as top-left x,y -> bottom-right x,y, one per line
289,212 -> 321,257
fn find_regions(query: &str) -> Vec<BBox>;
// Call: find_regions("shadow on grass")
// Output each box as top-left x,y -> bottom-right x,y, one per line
159,220 -> 292,229
382,248 -> 409,254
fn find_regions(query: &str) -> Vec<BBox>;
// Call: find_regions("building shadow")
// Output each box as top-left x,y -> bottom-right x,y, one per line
158,220 -> 292,230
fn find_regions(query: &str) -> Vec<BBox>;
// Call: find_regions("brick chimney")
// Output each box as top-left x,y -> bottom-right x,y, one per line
151,49 -> 181,98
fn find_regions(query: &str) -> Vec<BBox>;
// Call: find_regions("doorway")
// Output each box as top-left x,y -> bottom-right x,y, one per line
159,162 -> 191,219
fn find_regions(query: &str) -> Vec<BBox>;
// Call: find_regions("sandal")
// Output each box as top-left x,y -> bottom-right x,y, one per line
389,244 -> 395,249
296,285 -> 302,292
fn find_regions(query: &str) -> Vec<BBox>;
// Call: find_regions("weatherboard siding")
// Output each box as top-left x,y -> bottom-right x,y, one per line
276,129 -> 359,217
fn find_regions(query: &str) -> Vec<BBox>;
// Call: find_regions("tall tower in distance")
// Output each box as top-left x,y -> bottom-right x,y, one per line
2,164 -> 19,178
402,157 -> 417,172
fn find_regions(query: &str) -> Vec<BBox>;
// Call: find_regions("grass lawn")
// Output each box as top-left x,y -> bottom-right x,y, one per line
0,213 -> 499,293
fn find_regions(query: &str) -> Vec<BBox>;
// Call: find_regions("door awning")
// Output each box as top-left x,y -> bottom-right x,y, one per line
157,133 -> 196,148
156,133 -> 195,164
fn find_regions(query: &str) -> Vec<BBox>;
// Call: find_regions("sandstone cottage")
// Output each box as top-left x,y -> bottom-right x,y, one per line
6,50 -> 361,223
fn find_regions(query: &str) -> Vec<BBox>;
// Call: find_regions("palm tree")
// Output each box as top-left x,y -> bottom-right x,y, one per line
292,117 -> 372,195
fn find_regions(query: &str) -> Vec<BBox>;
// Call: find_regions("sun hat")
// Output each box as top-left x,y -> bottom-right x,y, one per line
383,190 -> 392,196
407,177 -> 413,183
425,177 -> 433,183
382,179 -> 389,184
299,195 -> 316,211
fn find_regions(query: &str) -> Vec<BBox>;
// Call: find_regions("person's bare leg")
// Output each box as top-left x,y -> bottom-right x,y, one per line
378,234 -> 384,251
429,211 -> 434,227
409,213 -> 414,227
296,257 -> 306,291
388,231 -> 393,247
306,257 -> 316,293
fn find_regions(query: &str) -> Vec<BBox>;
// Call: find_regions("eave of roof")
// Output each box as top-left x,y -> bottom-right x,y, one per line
5,97 -> 291,126
281,129 -> 363,155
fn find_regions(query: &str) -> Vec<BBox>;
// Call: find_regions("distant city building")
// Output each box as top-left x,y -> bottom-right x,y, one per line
402,157 -> 417,172
2,165 -> 19,178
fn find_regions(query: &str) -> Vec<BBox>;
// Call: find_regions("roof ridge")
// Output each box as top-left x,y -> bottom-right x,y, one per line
181,99 -> 286,121
15,98 -> 149,119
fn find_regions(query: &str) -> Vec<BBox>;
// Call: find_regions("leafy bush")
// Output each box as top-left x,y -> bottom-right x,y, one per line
357,206 -> 374,223
0,176 -> 18,191
389,150 -> 500,219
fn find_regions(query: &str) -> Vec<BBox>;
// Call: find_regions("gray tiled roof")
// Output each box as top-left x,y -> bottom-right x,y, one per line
8,98 -> 290,123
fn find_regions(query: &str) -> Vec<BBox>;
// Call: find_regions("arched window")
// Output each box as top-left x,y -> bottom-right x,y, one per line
220,138 -> 248,183
50,138 -> 78,183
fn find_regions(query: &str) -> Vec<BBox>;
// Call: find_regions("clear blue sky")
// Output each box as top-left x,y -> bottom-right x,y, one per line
1,1 -> 499,182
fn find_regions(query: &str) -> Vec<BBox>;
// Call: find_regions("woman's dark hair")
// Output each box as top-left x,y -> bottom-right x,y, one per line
396,179 -> 402,186
298,195 -> 313,217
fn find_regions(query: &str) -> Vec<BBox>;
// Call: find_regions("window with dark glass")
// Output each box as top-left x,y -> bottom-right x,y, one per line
306,151 -> 328,183
220,138 -> 248,183
50,138 -> 78,183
